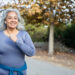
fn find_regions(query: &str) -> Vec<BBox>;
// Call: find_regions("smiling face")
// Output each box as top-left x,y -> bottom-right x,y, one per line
5,11 -> 18,29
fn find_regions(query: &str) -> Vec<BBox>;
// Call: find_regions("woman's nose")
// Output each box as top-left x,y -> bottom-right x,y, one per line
11,18 -> 16,21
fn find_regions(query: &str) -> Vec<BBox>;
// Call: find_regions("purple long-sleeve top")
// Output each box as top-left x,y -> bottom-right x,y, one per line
0,30 -> 35,75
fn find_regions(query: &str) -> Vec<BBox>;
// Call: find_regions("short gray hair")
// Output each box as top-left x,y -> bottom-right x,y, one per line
0,8 -> 25,30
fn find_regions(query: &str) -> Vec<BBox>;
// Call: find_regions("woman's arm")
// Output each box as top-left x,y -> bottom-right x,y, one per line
16,31 -> 35,56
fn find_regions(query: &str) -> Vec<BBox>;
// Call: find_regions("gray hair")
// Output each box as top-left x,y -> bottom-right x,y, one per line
0,8 -> 25,30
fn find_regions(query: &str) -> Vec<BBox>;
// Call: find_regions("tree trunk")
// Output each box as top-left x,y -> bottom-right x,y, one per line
48,23 -> 54,55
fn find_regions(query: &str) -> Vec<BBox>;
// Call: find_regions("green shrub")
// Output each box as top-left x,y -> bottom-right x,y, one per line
63,23 -> 75,48
25,23 -> 48,42
54,25 -> 66,42
54,23 -> 75,49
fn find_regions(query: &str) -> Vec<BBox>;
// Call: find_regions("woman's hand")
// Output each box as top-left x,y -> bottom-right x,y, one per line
9,34 -> 18,42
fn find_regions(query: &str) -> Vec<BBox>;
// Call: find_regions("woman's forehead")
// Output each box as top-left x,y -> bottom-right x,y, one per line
7,11 -> 18,16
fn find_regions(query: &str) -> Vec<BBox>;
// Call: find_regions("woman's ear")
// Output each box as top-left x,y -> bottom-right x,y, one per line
4,21 -> 6,24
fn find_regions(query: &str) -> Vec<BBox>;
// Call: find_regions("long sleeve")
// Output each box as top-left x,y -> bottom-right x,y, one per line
16,31 -> 35,56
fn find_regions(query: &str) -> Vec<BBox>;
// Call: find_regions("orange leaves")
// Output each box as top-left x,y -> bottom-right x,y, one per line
36,9 -> 42,14
54,21 -> 59,25
27,3 -> 42,17
37,16 -> 43,19
44,12 -> 50,17
28,9 -> 35,16
43,20 -> 50,25
20,9 -> 26,15
31,4 -> 40,8
31,4 -> 42,14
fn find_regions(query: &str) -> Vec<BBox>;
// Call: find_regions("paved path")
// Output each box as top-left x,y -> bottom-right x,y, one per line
26,57 -> 75,75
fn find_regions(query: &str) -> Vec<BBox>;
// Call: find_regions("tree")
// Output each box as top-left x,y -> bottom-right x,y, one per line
22,0 -> 59,55
23,0 -> 75,55
0,0 -> 75,55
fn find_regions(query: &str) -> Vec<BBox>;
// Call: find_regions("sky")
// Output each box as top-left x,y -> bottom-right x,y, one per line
0,0 -> 36,7
0,0 -> 19,6
0,0 -> 75,7
0,0 -> 36,8
0,0 -> 36,5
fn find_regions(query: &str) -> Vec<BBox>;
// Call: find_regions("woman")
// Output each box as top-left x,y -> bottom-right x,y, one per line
0,8 -> 35,75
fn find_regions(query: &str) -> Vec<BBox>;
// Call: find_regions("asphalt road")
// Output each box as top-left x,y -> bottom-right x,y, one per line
26,57 -> 75,75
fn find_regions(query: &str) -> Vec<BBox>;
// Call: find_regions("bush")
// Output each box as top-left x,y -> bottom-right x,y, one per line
63,23 -> 75,48
54,23 -> 75,49
54,24 -> 66,42
54,24 -> 75,48
25,23 -> 49,42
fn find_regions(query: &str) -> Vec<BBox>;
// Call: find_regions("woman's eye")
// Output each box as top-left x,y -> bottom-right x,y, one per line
7,17 -> 18,20
8,17 -> 12,19
14,17 -> 18,19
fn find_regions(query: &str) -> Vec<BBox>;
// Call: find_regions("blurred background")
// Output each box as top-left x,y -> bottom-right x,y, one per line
0,0 -> 75,75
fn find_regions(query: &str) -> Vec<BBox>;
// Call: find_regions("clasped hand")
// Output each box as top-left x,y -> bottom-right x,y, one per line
9,34 -> 18,42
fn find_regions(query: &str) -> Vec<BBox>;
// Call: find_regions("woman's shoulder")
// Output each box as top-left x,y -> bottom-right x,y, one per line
0,30 -> 3,37
20,30 -> 29,35
20,30 -> 31,38
0,30 -> 3,33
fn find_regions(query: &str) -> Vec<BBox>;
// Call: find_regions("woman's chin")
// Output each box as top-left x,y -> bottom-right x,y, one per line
9,26 -> 17,29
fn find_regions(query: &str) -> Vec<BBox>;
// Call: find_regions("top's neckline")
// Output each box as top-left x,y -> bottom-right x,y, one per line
2,30 -> 21,38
